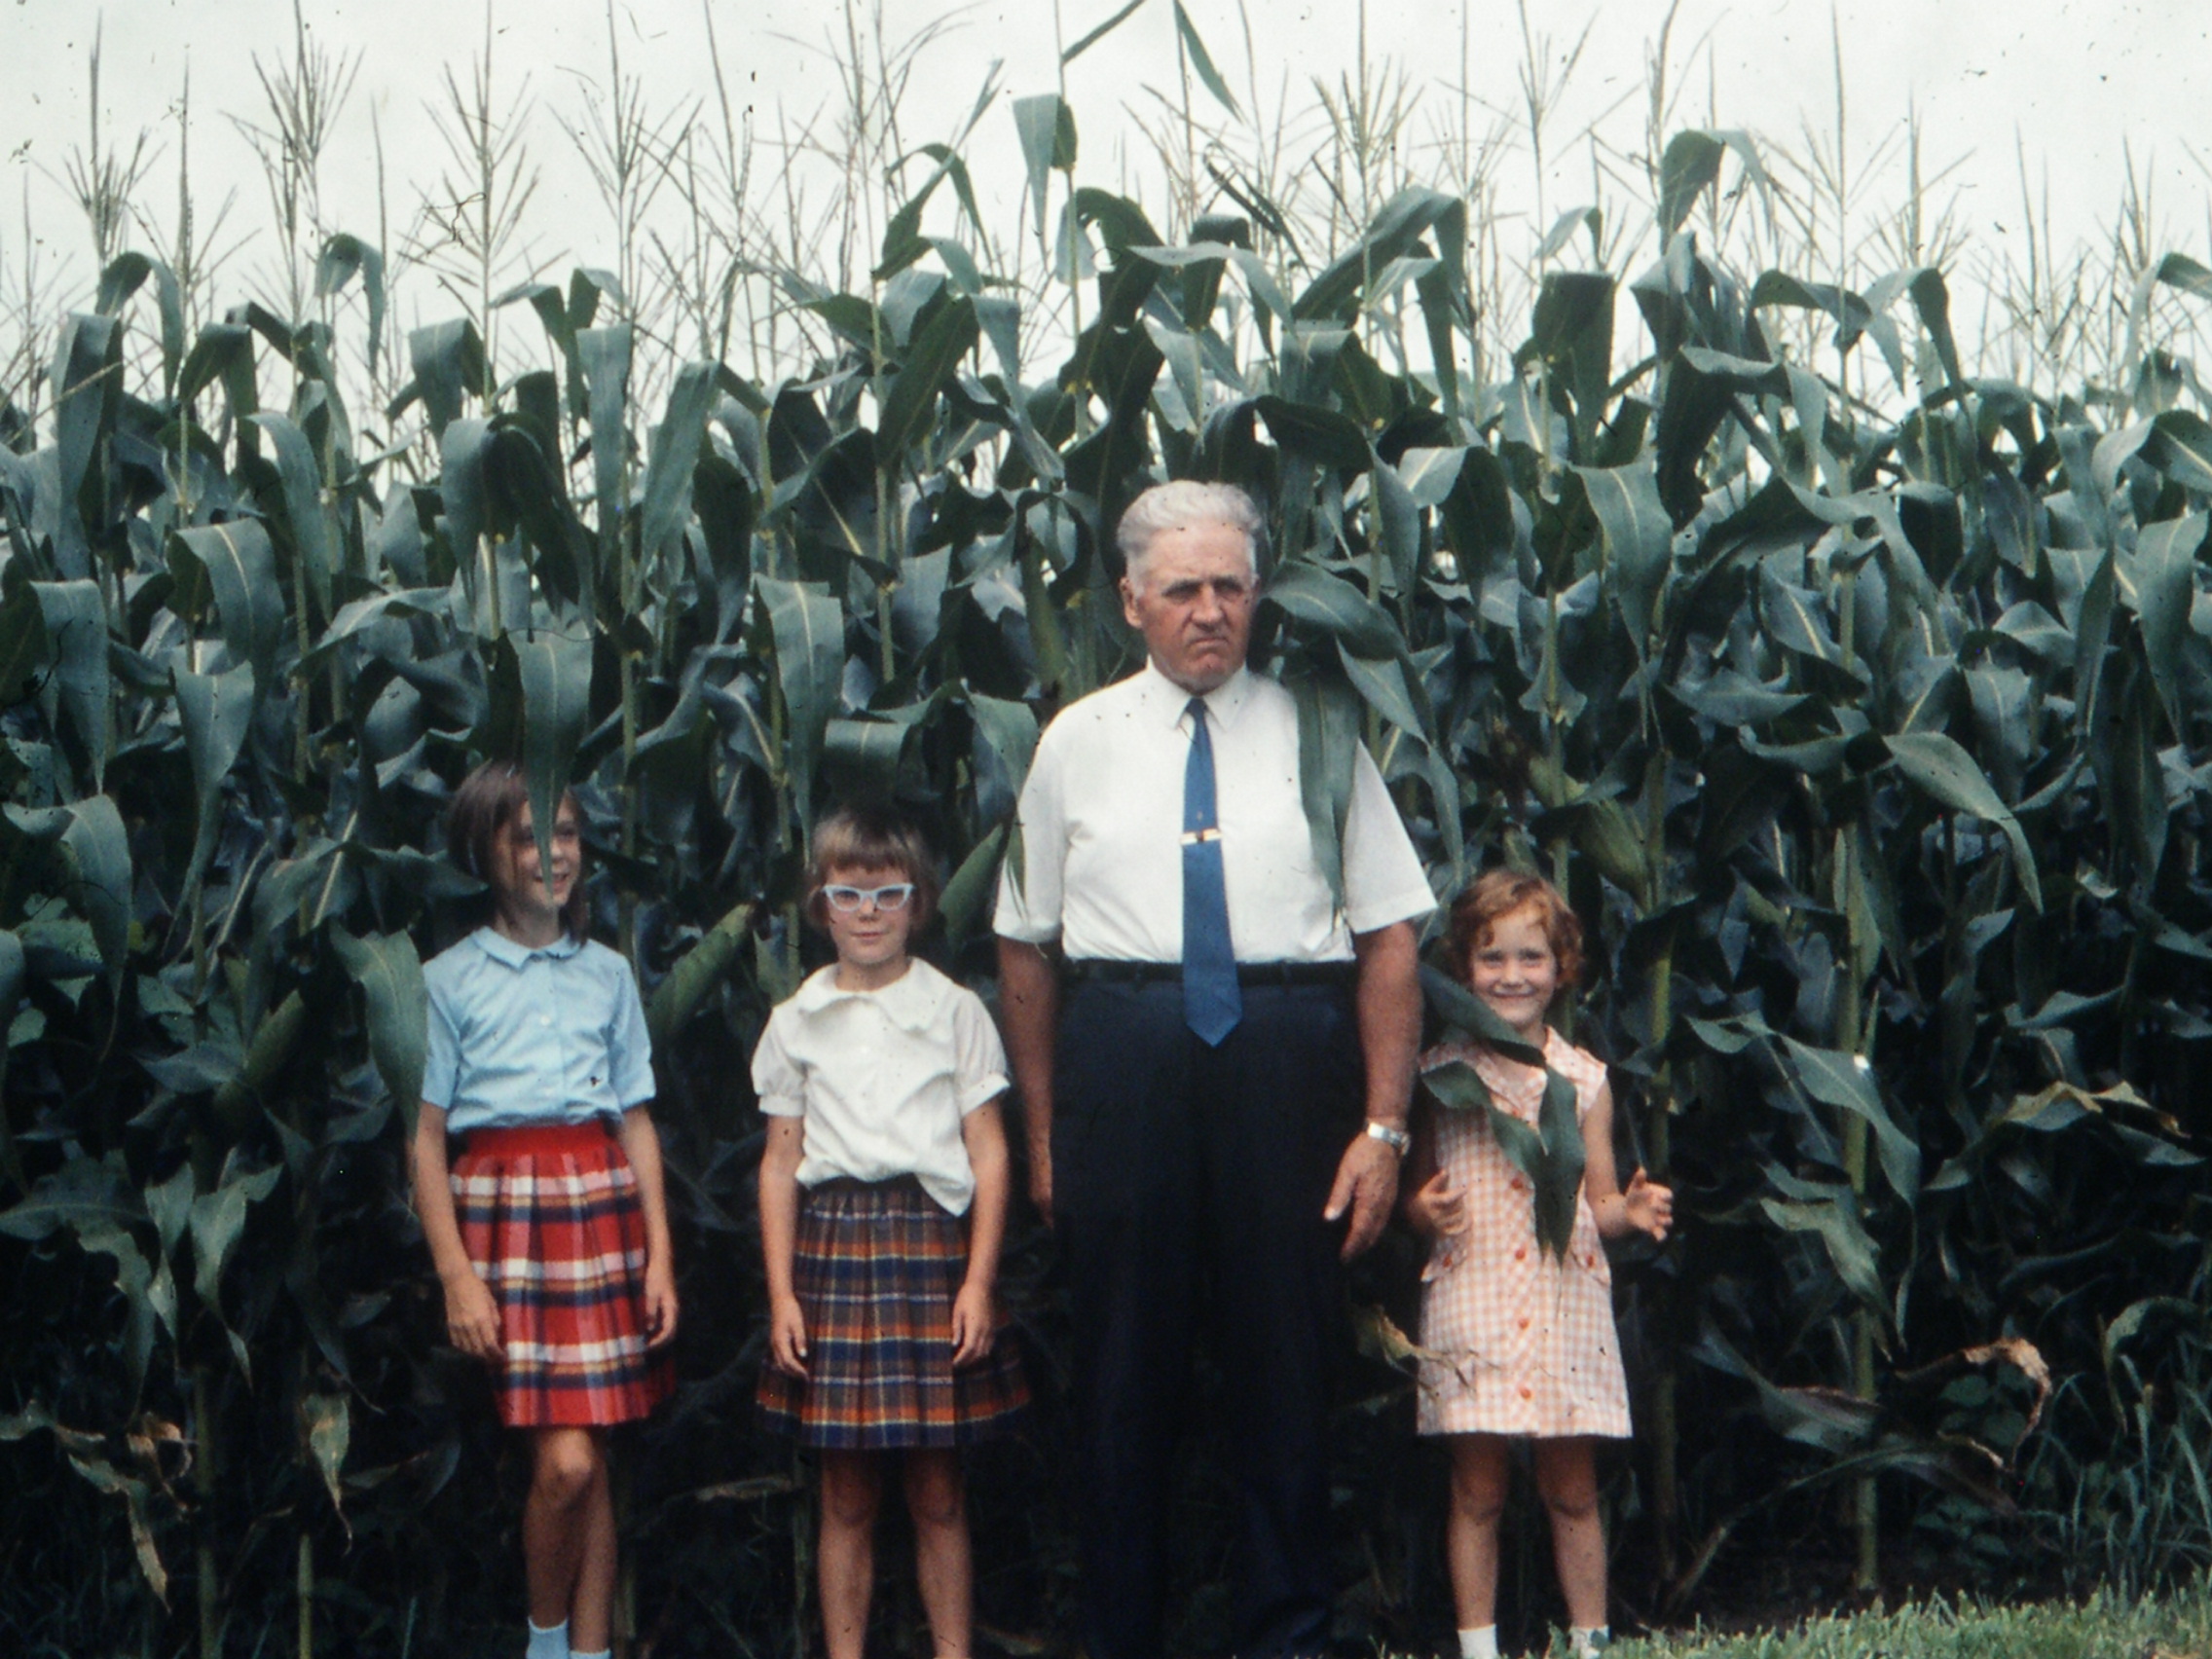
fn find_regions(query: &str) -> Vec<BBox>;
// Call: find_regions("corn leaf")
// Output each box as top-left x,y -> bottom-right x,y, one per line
487,629 -> 595,880
757,576 -> 844,832
170,521 -> 285,684
248,412 -> 337,625
647,902 -> 756,1049
329,925 -> 427,1133
1885,730 -> 2043,912
1170,0 -> 1240,118
31,580 -> 111,789
172,665 -> 255,913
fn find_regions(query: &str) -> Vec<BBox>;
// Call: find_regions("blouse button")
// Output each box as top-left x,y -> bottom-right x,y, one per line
1509,1176 -> 1527,1193
1517,1314 -> 1530,1330
1518,1384 -> 1533,1400
1513,1245 -> 1528,1262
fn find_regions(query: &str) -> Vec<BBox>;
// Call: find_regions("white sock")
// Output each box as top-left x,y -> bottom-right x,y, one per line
1457,1627 -> 1499,1659
1570,1627 -> 1610,1657
525,1619 -> 569,1659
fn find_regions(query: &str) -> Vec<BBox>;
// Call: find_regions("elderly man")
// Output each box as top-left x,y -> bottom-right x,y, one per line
996,480 -> 1433,1659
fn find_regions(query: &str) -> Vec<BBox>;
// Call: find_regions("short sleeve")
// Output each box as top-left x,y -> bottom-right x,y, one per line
605,960 -> 656,1107
1552,1035 -> 1611,1110
992,721 -> 1067,943
751,1010 -> 806,1118
1340,742 -> 1437,934
422,976 -> 461,1109
948,990 -> 1011,1114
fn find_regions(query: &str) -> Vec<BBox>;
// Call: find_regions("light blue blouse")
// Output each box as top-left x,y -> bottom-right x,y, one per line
422,928 -> 655,1132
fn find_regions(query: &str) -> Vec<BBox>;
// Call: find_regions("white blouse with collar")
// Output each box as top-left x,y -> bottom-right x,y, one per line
752,958 -> 1009,1215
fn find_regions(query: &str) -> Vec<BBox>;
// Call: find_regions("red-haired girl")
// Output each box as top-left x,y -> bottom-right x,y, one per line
1405,869 -> 1672,1659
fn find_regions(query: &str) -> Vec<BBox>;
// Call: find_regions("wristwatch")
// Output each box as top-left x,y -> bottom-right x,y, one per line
1364,1119 -> 1412,1156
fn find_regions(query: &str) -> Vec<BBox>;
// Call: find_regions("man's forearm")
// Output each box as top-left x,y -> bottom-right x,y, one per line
1351,920 -> 1420,1127
996,938 -> 1061,1158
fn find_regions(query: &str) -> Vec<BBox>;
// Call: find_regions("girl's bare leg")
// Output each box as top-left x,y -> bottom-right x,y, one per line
1532,1437 -> 1607,1631
524,1428 -> 606,1633
569,1447 -> 618,1652
1445,1435 -> 1511,1631
819,1450 -> 883,1659
903,1449 -> 974,1657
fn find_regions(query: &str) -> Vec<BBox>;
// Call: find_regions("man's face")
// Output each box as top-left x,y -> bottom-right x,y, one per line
1120,520 -> 1257,693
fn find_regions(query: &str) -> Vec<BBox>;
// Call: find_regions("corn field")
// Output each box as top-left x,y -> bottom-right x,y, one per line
3,7 -> 2211,1656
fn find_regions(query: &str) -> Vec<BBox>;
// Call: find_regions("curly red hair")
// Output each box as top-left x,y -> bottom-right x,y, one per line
1446,868 -> 1585,995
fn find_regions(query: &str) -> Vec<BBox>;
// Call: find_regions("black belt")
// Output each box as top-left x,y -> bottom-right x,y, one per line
1065,959 -> 1356,988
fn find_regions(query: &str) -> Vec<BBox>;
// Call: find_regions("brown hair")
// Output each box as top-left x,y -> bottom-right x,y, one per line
1446,867 -> 1585,997
803,805 -> 941,931
446,760 -> 590,940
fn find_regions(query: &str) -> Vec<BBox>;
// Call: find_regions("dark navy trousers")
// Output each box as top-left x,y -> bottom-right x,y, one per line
1052,975 -> 1363,1659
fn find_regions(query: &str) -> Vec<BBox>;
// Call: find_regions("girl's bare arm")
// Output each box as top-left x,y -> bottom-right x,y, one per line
409,1104 -> 500,1360
1581,1081 -> 1673,1241
618,1107 -> 680,1346
960,1098 -> 1012,1294
758,1116 -> 809,1376
952,1097 -> 1013,1367
1398,1100 -> 1465,1240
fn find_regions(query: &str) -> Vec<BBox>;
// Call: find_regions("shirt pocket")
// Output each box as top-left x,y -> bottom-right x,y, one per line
588,965 -> 637,1092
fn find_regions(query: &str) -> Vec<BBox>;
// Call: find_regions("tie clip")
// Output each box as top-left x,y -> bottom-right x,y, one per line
1181,828 -> 1223,844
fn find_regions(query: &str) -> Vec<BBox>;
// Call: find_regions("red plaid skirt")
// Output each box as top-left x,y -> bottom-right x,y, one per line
452,1121 -> 674,1427
757,1177 -> 1028,1449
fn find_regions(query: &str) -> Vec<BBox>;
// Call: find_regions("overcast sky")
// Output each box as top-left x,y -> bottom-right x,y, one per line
2,0 -> 2208,357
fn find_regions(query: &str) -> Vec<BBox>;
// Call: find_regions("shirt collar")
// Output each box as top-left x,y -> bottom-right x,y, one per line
1136,659 -> 1255,733
470,925 -> 584,968
789,957 -> 950,1032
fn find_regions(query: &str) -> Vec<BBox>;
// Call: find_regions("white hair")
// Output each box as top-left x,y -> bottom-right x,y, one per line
1116,481 -> 1264,591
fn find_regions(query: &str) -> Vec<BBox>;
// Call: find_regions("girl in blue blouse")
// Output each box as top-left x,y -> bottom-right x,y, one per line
410,762 -> 677,1659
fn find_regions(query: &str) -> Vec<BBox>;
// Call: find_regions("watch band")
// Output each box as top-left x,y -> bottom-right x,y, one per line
1364,1118 -> 1411,1155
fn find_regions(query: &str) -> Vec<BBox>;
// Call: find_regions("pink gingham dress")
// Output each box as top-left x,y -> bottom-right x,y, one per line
1414,1029 -> 1631,1439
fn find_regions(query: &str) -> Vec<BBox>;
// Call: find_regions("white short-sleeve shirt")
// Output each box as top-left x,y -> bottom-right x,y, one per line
751,958 -> 1010,1216
993,661 -> 1435,961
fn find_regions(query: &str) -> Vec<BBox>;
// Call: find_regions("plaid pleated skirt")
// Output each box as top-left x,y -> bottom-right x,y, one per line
451,1120 -> 674,1427
757,1176 -> 1028,1449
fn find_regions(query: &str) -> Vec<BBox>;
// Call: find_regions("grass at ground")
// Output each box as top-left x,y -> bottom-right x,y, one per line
1589,1581 -> 2212,1658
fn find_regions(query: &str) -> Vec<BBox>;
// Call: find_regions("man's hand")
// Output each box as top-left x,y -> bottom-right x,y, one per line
1323,1130 -> 1401,1259
1341,919 -> 1419,1263
441,1268 -> 502,1361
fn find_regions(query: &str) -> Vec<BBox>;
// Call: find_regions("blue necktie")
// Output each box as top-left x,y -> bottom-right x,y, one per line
1182,697 -> 1241,1045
